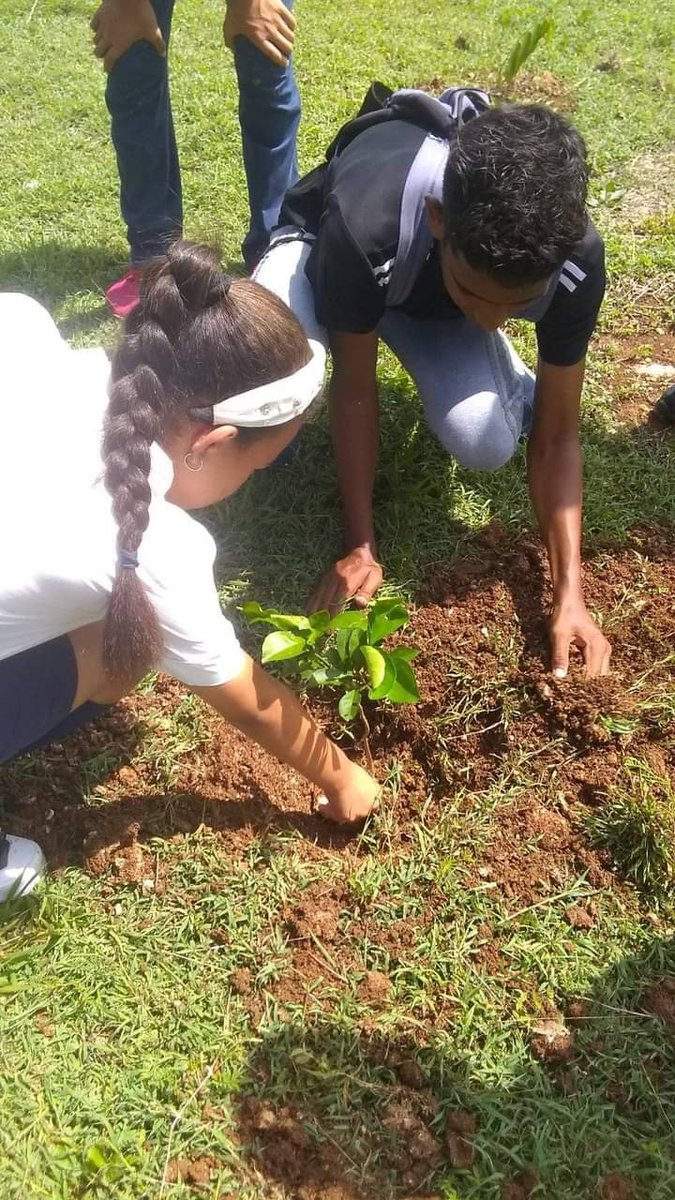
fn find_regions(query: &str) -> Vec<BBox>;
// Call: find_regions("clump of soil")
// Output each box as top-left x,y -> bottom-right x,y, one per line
600,1172 -> 636,1200
238,1099 -> 364,1200
284,883 -> 347,943
3,522 -> 674,924
502,1168 -> 540,1200
164,1156 -> 221,1188
497,70 -> 576,111
444,1109 -> 476,1169
357,970 -> 392,1004
530,1018 -> 574,1063
383,1099 -> 443,1190
641,978 -> 675,1033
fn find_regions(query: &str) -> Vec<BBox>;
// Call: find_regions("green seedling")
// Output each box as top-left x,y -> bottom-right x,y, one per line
241,597 -> 420,766
500,17 -> 555,86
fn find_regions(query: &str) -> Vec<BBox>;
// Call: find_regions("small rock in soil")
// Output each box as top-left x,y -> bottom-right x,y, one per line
444,1110 -> 476,1169
530,1018 -> 574,1062
600,1172 -> 636,1200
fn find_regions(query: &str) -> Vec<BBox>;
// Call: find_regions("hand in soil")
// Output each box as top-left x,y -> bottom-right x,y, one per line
309,547 -> 383,614
315,764 -> 380,824
549,597 -> 611,678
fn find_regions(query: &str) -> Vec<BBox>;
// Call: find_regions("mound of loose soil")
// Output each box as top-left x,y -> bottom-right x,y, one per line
3,523 -> 673,916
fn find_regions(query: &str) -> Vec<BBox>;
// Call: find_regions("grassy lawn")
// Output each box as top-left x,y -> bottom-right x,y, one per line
1,0 -> 675,1197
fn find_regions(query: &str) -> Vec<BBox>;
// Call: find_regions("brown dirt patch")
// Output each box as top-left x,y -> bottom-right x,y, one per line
641,977 -> 675,1033
599,1172 -> 636,1200
619,150 -> 675,224
2,523 -> 674,919
164,1155 -> 221,1188
530,1018 -> 574,1063
444,1109 -> 476,1169
599,322 -> 675,429
238,1099 -> 365,1200
502,1168 -> 540,1200
497,70 -> 576,111
413,72 -> 575,111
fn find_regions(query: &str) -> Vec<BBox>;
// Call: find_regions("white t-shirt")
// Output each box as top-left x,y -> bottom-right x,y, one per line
0,294 -> 244,689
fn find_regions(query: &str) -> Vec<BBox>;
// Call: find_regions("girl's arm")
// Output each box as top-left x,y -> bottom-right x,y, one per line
192,654 -> 379,823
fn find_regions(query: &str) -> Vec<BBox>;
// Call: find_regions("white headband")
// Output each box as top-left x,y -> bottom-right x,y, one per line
210,338 -> 326,428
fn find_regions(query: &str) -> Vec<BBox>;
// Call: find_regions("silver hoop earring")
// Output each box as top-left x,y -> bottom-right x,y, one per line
184,452 -> 204,473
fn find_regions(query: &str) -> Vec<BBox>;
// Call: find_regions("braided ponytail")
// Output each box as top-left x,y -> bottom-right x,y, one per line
102,240 -> 313,679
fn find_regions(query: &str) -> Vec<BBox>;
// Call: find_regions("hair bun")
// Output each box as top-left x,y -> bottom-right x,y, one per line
204,275 -> 231,308
167,241 -> 230,313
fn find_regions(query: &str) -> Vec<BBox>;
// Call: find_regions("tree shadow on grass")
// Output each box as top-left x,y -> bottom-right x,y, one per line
0,241 -> 122,345
0,243 -> 121,304
226,936 -> 675,1199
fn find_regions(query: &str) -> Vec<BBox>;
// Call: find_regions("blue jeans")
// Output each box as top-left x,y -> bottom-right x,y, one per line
105,0 -> 300,267
255,236 -> 536,469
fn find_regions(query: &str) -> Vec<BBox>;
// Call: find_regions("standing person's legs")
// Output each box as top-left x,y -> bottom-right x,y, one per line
105,0 -> 181,265
234,1 -> 301,270
378,313 -> 535,470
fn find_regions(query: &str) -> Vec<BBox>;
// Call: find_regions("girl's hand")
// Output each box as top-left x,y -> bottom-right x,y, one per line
316,762 -> 380,825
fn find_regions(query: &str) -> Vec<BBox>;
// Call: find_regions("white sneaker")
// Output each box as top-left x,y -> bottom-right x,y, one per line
0,834 -> 46,903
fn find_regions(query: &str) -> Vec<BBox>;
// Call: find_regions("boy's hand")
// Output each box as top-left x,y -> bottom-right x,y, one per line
309,547 -> 383,615
223,0 -> 296,67
549,596 -> 612,678
91,0 -> 166,73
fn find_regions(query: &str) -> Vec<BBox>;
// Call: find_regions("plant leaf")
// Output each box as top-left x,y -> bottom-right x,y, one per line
338,689 -> 361,722
367,652 -> 397,700
328,610 -> 369,631
389,646 -> 419,664
387,657 -> 420,704
261,630 -> 307,663
308,609 -> 331,631
501,17 -> 554,84
369,603 -> 410,644
268,613 -> 311,632
361,644 -> 386,688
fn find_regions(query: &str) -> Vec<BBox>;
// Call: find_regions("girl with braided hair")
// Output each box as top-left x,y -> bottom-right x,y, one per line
0,241 -> 378,897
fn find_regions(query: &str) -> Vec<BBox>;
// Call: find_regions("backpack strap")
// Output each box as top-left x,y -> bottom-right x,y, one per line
386,87 -> 490,308
385,133 -> 449,308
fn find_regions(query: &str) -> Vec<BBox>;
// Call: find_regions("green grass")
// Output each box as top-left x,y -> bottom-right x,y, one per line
1,0 -> 675,1196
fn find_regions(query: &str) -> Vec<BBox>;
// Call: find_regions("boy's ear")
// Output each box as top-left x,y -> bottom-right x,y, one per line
425,196 -> 445,240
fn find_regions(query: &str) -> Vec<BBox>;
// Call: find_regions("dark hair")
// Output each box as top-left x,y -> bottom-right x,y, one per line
102,240 -> 311,680
442,104 -> 589,285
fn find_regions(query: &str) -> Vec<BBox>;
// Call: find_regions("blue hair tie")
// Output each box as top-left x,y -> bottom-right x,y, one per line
119,549 -> 139,571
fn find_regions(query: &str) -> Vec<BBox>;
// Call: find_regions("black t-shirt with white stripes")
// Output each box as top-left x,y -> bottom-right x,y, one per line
280,120 -> 606,367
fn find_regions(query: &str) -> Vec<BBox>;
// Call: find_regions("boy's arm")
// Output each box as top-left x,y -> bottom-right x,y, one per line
527,356 -> 611,677
91,0 -> 166,72
309,330 -> 383,613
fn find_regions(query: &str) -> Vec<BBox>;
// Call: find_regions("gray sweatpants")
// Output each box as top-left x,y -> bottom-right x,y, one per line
254,236 -> 535,471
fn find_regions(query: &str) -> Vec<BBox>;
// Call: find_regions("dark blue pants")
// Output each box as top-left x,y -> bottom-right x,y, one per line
105,0 -> 300,268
